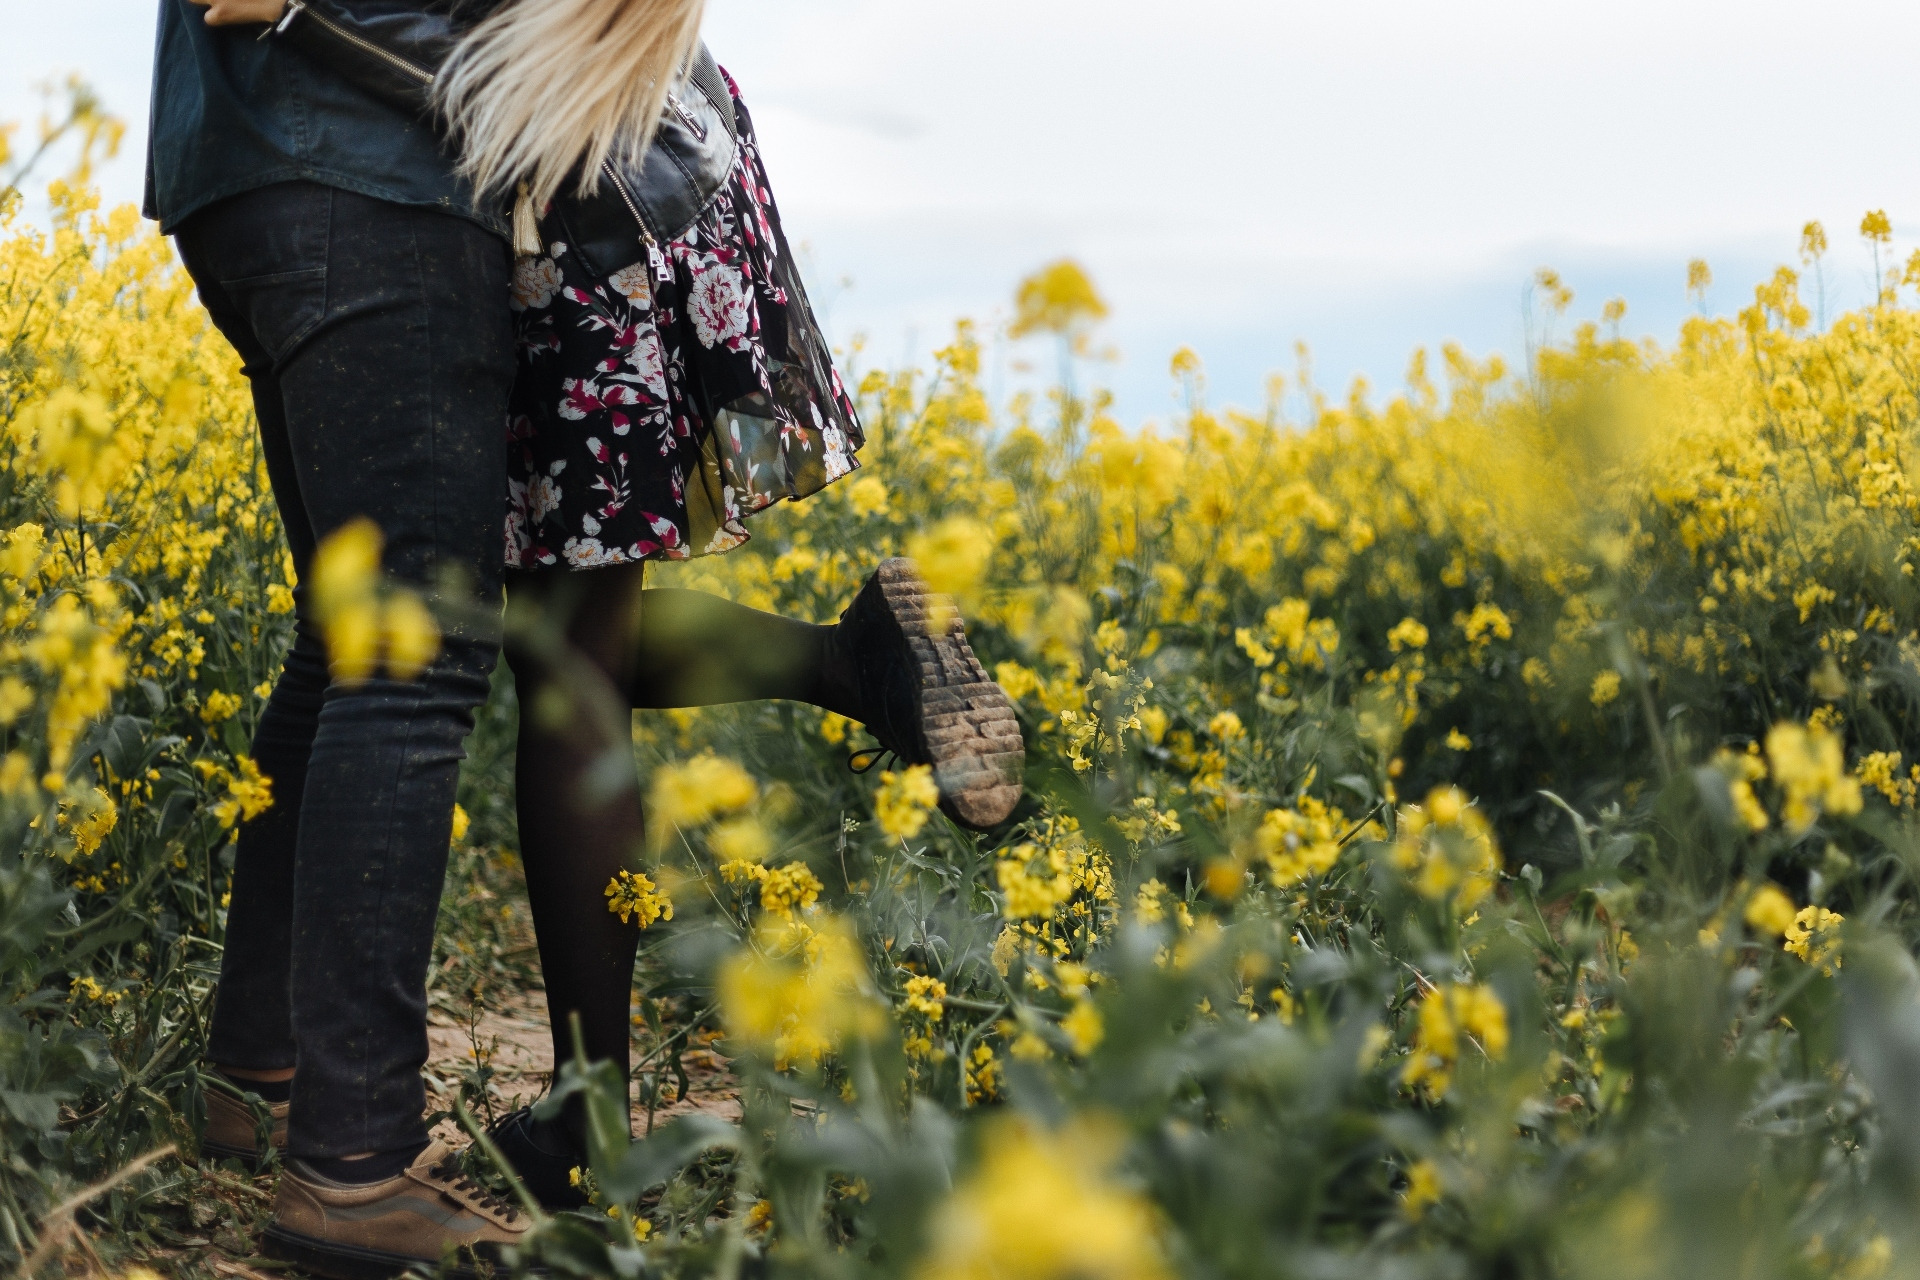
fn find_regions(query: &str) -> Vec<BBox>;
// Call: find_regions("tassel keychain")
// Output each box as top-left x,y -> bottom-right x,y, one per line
512,182 -> 542,257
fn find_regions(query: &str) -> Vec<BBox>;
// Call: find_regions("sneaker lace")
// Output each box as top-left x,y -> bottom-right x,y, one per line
430,1158 -> 522,1223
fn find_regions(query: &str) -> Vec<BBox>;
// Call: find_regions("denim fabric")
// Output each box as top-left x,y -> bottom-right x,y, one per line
144,0 -> 504,239
177,181 -> 513,1158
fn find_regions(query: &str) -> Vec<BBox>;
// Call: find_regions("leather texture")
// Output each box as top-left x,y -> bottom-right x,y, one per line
202,1087 -> 290,1159
272,0 -> 738,272
273,0 -> 459,114
552,46 -> 740,277
271,1140 -> 528,1260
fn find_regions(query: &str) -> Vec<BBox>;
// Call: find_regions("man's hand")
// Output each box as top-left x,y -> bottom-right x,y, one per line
191,0 -> 289,27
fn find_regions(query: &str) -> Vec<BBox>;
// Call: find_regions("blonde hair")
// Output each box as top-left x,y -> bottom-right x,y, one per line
435,0 -> 708,207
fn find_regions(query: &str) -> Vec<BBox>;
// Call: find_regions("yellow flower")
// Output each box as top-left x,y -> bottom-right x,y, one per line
998,843 -> 1074,920
604,868 -> 674,928
209,756 -> 273,829
306,519 -> 439,682
1590,670 -> 1621,707
846,474 -> 890,517
450,803 -> 471,845
57,787 -> 117,859
1390,789 -> 1500,911
1402,1159 -> 1442,1218
917,1117 -> 1166,1280
201,689 -> 242,723
1402,983 -> 1507,1100
905,516 -> 993,602
1062,999 -> 1104,1055
904,974 -> 947,1019
1207,710 -> 1244,742
0,676 -> 34,725
1444,728 -> 1471,751
1783,905 -> 1844,975
709,815 -> 773,866
718,916 -> 882,1070
758,861 -> 823,919
1008,259 -> 1109,339
1765,722 -> 1862,833
874,764 -> 940,841
647,753 -> 757,849
1743,883 -> 1796,937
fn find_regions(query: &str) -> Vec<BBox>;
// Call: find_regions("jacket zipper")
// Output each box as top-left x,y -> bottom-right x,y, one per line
601,161 -> 659,250
666,94 -> 707,142
276,0 -> 434,84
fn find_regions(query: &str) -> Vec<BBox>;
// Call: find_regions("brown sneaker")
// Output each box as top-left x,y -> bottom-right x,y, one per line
201,1085 -> 289,1165
837,557 -> 1025,829
263,1140 -> 530,1280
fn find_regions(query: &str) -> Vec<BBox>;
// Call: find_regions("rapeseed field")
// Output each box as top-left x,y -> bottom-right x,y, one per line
7,92 -> 1920,1279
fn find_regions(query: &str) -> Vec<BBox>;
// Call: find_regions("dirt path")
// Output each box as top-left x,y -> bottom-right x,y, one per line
131,989 -> 737,1279
423,988 -> 742,1133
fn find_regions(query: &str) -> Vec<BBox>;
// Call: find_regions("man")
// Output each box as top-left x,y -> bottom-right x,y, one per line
147,0 -> 527,1272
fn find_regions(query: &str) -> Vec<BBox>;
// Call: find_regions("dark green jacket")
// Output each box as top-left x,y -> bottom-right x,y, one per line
142,0 -> 504,237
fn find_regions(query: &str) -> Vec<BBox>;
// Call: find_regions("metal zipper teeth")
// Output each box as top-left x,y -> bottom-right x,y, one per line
293,1 -> 435,84
601,162 -> 659,248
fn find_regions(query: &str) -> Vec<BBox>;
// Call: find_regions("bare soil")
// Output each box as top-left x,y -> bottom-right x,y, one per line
116,988 -> 736,1279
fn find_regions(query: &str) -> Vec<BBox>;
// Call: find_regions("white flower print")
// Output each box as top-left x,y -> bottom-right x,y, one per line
607,262 -> 653,306
625,329 -> 669,398
581,513 -> 602,536
562,536 -> 627,568
821,421 -> 854,482
511,257 -> 564,311
529,475 -> 563,523
687,259 -> 751,349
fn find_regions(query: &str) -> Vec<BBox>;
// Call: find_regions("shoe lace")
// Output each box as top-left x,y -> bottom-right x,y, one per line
848,744 -> 901,775
430,1159 -> 522,1223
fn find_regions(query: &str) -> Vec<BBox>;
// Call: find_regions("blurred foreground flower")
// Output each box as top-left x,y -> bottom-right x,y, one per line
918,1116 -> 1165,1280
308,518 -> 440,682
718,916 -> 884,1071
647,751 -> 757,851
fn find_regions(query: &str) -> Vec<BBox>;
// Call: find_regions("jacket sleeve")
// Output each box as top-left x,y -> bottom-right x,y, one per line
268,0 -> 457,117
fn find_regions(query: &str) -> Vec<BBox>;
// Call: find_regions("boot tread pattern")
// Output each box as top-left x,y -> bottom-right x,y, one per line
873,558 -> 1024,828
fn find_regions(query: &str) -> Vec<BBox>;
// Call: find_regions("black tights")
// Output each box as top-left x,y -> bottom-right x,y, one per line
503,567 -> 866,1092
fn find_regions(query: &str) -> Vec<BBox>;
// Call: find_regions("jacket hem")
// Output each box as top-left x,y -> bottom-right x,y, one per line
151,168 -> 506,240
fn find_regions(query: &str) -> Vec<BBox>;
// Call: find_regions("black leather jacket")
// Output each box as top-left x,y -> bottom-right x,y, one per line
270,0 -> 739,279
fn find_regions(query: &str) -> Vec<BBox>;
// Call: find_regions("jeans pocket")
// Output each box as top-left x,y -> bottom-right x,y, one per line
221,267 -> 329,367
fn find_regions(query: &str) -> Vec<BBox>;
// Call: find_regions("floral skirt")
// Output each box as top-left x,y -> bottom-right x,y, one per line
504,79 -> 862,570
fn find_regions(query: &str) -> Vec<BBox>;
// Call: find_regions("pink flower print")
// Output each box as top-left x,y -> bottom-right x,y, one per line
688,259 -> 751,349
648,514 -> 683,549
560,378 -> 605,421
586,437 -> 610,462
511,256 -> 563,310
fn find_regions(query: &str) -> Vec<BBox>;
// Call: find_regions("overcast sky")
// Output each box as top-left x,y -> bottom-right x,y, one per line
6,0 -> 1918,422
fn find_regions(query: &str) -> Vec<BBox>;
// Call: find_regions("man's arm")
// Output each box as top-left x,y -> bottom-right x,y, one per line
195,0 -> 457,119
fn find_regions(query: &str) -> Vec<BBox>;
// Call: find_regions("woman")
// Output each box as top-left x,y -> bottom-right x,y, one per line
203,0 -> 1025,1242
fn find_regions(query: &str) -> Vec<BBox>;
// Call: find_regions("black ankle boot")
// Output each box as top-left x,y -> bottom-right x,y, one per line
486,1106 -> 591,1209
833,558 -> 1025,830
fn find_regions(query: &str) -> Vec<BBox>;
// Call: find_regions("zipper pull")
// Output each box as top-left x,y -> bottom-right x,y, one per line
267,0 -> 305,37
666,94 -> 707,142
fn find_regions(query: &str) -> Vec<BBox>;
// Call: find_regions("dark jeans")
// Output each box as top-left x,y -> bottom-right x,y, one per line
176,182 -> 513,1158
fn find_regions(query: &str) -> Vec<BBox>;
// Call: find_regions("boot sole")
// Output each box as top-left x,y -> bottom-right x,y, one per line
263,1223 -> 513,1280
872,558 -> 1024,829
